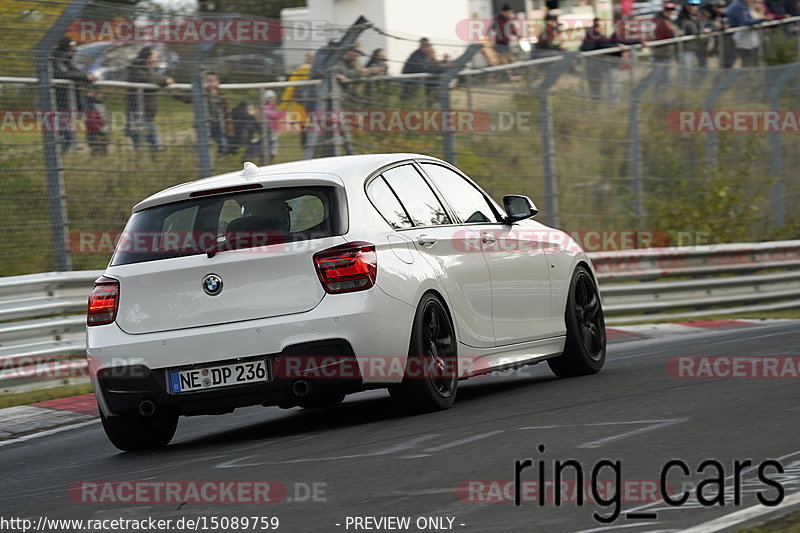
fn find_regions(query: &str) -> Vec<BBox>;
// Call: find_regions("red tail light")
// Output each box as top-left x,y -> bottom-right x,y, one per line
313,241 -> 377,294
87,276 -> 120,326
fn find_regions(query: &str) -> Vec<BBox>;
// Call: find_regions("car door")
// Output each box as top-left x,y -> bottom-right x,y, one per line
372,164 -> 495,348
419,162 -> 554,345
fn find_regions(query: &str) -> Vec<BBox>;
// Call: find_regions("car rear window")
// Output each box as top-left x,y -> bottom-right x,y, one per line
111,186 -> 341,266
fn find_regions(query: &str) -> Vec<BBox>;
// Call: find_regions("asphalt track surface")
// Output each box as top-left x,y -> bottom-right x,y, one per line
1,321 -> 799,533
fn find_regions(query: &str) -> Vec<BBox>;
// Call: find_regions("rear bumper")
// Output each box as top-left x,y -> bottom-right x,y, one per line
87,288 -> 415,415
96,341 -> 363,416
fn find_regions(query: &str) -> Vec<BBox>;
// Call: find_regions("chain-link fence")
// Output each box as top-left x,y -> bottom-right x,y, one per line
1,0 -> 799,275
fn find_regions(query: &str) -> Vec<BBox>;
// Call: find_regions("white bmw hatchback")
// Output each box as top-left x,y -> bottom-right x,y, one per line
87,153 -> 606,451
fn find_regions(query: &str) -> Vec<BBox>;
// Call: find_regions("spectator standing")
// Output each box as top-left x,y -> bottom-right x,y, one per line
534,13 -> 564,56
402,38 -> 449,74
334,42 -> 368,86
228,101 -> 261,160
652,3 -> 681,63
726,0 -> 764,66
281,52 -> 314,150
83,88 -> 109,156
401,38 -> 450,100
203,72 -> 230,156
124,46 -> 173,152
365,49 -> 389,75
701,0 -> 734,67
580,19 -> 641,99
261,90 -> 280,163
51,37 -> 96,152
492,4 -> 519,64
678,0 -> 710,68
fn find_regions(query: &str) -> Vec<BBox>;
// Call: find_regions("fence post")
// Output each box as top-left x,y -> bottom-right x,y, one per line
538,53 -> 576,228
34,0 -> 89,272
302,16 -> 369,159
438,43 -> 482,165
704,69 -> 741,167
190,41 -> 216,178
767,61 -> 800,228
628,66 -> 664,228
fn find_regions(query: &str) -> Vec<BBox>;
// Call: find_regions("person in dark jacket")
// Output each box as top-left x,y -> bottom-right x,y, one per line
535,13 -> 565,56
677,0 -> 710,67
228,101 -> 261,159
401,38 -> 449,100
51,37 -> 96,152
701,0 -> 735,67
203,72 -> 230,156
124,46 -> 173,151
580,19 -> 641,99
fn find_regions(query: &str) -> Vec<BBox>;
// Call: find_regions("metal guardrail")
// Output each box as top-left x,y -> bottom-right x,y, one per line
1,241 -> 799,392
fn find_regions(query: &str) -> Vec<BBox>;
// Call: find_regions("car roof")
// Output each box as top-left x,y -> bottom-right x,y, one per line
132,153 -> 446,212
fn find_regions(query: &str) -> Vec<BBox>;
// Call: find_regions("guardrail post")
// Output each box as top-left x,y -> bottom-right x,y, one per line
34,0 -> 90,272
628,66 -> 664,228
767,61 -> 800,228
704,69 -> 741,167
539,53 -> 576,229
438,43 -> 482,165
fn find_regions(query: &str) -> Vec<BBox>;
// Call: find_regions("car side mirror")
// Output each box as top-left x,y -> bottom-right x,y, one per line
503,195 -> 538,223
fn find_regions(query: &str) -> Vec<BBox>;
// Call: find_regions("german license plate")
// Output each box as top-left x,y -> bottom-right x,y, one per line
168,359 -> 269,393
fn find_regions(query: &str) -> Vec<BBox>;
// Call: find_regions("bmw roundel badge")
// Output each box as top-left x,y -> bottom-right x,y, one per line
202,274 -> 223,296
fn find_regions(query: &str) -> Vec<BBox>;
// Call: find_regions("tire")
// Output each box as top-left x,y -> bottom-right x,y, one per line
100,410 -> 178,452
297,390 -> 346,409
548,265 -> 606,378
389,293 -> 458,412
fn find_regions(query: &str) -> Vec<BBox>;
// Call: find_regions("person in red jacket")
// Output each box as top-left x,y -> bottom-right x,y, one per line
652,2 -> 680,63
492,4 -> 519,64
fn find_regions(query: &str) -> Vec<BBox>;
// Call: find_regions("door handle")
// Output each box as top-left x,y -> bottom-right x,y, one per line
481,232 -> 497,245
417,234 -> 438,246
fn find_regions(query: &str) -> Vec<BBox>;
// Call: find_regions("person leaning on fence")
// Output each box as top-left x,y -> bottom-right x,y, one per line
333,41 -> 369,95
533,13 -> 564,57
677,0 -> 712,68
493,4 -> 519,65
580,19 -> 641,99
701,0 -> 735,67
401,38 -> 451,100
51,37 -> 96,153
228,101 -> 261,160
725,0 -> 765,66
124,46 -> 174,152
651,3 -> 681,63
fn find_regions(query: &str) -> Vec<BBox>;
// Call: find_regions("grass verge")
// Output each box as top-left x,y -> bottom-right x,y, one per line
0,383 -> 93,410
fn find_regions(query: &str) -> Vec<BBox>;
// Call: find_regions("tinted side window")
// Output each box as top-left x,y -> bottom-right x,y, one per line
367,176 -> 413,229
421,163 -> 496,224
382,165 -> 451,227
